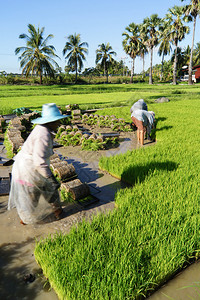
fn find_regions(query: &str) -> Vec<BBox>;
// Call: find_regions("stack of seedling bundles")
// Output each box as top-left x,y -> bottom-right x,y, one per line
50,153 -> 91,204
56,124 -> 83,147
50,153 -> 77,182
82,113 -> 132,132
0,116 -> 6,133
56,124 -> 119,150
71,109 -> 82,121
60,179 -> 91,203
4,112 -> 41,157
4,117 -> 25,157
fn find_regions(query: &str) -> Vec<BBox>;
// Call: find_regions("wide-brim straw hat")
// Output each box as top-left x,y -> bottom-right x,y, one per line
32,103 -> 69,125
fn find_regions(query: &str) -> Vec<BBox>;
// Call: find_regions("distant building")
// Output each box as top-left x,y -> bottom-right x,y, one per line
180,65 -> 200,83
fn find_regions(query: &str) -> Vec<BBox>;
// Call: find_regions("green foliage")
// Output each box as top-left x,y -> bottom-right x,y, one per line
3,132 -> 14,158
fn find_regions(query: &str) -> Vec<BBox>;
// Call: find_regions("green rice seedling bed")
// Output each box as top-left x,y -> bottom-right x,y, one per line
35,94 -> 200,299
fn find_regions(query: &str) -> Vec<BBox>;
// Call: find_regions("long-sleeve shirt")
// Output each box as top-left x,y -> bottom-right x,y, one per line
20,124 -> 54,177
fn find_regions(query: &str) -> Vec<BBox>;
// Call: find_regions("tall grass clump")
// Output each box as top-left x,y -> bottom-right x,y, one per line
33,88 -> 200,299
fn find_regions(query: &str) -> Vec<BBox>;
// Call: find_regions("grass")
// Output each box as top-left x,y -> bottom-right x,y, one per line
1,83 -> 200,114
3,83 -> 200,299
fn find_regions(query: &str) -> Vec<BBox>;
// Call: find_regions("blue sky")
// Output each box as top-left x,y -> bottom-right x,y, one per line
1,0 -> 199,74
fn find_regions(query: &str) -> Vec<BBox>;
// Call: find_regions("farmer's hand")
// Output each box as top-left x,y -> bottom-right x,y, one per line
48,174 -> 61,190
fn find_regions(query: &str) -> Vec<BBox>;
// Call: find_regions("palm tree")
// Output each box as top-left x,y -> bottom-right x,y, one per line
182,45 -> 191,65
63,33 -> 88,83
141,14 -> 161,84
122,23 -> 141,83
158,19 -> 172,81
193,42 -> 200,64
181,0 -> 200,84
171,46 -> 186,75
166,6 -> 190,84
15,24 -> 59,85
95,43 -> 116,83
138,26 -> 148,79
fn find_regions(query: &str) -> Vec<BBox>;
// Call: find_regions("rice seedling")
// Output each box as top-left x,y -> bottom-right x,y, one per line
34,91 -> 200,300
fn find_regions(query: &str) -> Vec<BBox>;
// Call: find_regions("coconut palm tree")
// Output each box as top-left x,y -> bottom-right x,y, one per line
15,24 -> 60,84
95,43 -> 116,83
171,46 -> 186,76
166,6 -> 190,84
141,14 -> 161,84
122,23 -> 141,83
181,0 -> 200,84
158,19 -> 172,81
193,42 -> 200,64
63,33 -> 88,83
138,26 -> 148,79
182,45 -> 191,65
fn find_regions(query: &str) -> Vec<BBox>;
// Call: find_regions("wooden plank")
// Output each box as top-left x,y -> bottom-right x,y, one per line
0,178 -> 10,196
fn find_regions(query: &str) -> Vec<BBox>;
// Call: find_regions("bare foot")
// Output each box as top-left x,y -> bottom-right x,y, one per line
20,219 -> 26,225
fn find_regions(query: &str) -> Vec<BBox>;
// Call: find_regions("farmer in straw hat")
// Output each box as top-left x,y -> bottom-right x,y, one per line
131,109 -> 155,146
8,103 -> 68,225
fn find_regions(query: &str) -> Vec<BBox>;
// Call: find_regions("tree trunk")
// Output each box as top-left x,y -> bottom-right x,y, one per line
130,58 -> 135,83
160,52 -> 164,81
39,71 -> 42,85
173,41 -> 178,85
75,59 -> 78,84
142,55 -> 145,79
188,16 -> 196,85
149,47 -> 153,84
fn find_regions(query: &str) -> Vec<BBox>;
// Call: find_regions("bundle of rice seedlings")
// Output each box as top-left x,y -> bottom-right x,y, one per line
50,160 -> 69,172
97,119 -> 106,128
72,125 -> 79,132
54,163 -> 76,182
60,131 -> 67,137
70,134 -> 82,146
56,125 -> 66,138
75,130 -> 83,138
81,138 -> 104,151
59,134 -> 73,146
96,134 -> 104,143
50,153 -> 60,163
0,117 -> 6,133
82,113 -> 88,120
88,133 -> 97,140
60,179 -> 90,202
119,118 -> 125,124
80,133 -> 90,143
72,109 -> 81,116
65,125 -> 73,132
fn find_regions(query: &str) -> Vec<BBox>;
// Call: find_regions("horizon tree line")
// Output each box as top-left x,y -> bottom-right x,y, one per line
15,0 -> 200,85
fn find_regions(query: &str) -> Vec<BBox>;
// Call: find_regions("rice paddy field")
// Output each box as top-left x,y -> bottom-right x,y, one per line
2,83 -> 200,299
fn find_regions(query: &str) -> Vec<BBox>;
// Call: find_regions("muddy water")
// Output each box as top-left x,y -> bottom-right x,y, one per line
2,131 -> 199,299
148,262 -> 200,300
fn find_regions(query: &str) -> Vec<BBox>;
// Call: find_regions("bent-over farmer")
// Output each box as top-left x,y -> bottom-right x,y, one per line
131,109 -> 155,146
8,103 -> 68,224
130,99 -> 148,114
